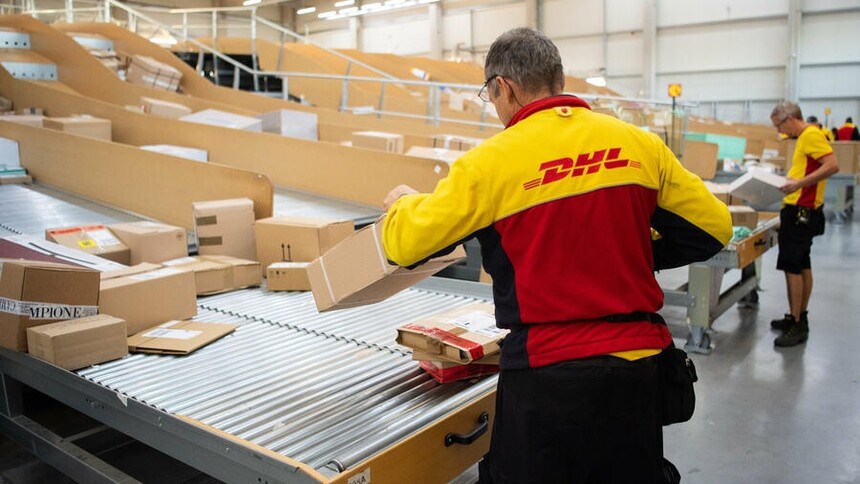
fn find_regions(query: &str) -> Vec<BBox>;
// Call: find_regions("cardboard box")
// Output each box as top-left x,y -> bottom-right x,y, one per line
257,109 -> 319,141
728,170 -> 787,208
412,350 -> 500,365
127,320 -> 236,355
0,174 -> 31,185
45,225 -> 131,265
405,146 -> 465,164
163,255 -> 261,295
266,262 -> 310,291
0,259 -> 100,351
16,107 -> 44,116
99,265 -> 197,335
139,96 -> 192,119
831,142 -> 859,174
193,198 -> 256,261
43,116 -> 111,141
108,221 -> 188,265
418,359 -> 500,384
140,144 -> 208,162
729,206 -> 758,230
1,236 -> 127,272
255,217 -> 354,275
307,223 -> 467,312
179,109 -> 262,132
681,140 -> 719,180
351,131 -> 404,154
395,303 -> 504,364
0,114 -> 45,127
431,134 -> 484,151
127,54 -> 182,91
26,314 -> 127,370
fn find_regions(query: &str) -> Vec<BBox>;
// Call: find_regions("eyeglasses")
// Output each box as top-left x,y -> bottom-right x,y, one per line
773,117 -> 789,129
478,76 -> 496,103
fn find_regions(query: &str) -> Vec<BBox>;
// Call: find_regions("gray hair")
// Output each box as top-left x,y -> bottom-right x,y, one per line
484,28 -> 565,96
771,101 -> 803,121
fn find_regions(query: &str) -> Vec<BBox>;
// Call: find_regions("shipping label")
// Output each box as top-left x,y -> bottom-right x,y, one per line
141,328 -> 201,340
448,311 -> 504,338
0,297 -> 98,320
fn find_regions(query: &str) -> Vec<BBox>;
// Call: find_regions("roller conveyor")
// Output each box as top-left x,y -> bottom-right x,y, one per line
0,182 -> 497,483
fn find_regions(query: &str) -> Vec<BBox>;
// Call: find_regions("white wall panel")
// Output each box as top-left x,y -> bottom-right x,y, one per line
657,0 -> 788,27
657,20 -> 787,73
605,76 -> 643,97
542,0 -> 602,38
308,29 -> 354,49
556,37 -> 603,76
607,32 -> 643,76
472,3 -> 527,47
800,65 -> 860,98
801,12 -> 860,64
657,69 -> 784,102
606,0 -> 643,31
363,19 -> 430,55
803,0 -> 860,13
801,100 -> 860,131
442,12 -> 472,51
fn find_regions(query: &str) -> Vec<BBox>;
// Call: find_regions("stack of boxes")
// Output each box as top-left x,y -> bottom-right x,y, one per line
127,55 -> 182,92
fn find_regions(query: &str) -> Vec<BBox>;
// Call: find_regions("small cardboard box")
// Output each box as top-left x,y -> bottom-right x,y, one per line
431,134 -> 484,151
729,206 -> 758,230
266,262 -> 310,291
45,225 -> 131,265
681,140 -> 719,180
0,114 -> 45,127
728,170 -> 787,208
108,221 -> 188,265
43,116 -> 111,141
307,223 -> 467,312
351,131 -> 404,154
127,55 -> 181,91
255,217 -> 354,275
395,303 -> 504,364
179,109 -> 262,132
193,198 -> 256,261
202,255 -> 261,290
140,144 -> 208,162
418,359 -> 500,384
257,109 -> 319,141
139,96 -> 192,119
26,314 -> 127,370
163,255 -> 261,295
127,320 -> 236,355
99,265 -> 197,335
0,174 -> 32,185
0,259 -> 100,351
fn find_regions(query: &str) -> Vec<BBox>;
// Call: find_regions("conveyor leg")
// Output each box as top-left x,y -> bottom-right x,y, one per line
685,326 -> 712,355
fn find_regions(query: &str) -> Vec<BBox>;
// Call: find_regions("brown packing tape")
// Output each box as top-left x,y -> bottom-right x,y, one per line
195,215 -> 218,226
197,236 -> 223,247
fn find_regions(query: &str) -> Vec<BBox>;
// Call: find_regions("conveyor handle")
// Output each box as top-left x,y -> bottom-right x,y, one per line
444,412 -> 490,447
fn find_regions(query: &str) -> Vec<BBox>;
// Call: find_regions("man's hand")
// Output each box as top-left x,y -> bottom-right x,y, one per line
383,184 -> 418,211
780,177 -> 802,194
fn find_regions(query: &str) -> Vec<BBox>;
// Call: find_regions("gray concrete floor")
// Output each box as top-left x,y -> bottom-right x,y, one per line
3,211 -> 859,483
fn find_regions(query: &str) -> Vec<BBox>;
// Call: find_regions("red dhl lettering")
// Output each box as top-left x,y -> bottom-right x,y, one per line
523,147 -> 638,190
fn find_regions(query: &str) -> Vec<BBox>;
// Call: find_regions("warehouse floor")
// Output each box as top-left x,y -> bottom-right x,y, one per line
2,209 -> 859,483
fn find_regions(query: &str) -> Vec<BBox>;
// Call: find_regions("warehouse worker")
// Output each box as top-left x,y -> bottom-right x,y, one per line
381,28 -> 732,483
769,102 -> 839,347
835,117 -> 860,141
806,116 -> 833,142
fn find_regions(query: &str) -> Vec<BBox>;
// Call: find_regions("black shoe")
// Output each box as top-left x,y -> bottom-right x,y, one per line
770,314 -> 795,331
775,321 -> 809,347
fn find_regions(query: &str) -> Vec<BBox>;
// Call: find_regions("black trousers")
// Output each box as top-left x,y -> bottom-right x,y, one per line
479,355 -> 672,484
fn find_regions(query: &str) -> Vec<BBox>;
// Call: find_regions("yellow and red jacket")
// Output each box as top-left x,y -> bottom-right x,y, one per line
785,125 -> 834,208
383,96 -> 732,369
836,122 -> 860,141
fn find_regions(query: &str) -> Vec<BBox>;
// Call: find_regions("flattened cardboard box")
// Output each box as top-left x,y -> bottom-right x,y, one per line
99,265 -> 197,335
193,198 -> 256,261
0,259 -> 100,351
108,221 -> 188,265
45,225 -> 130,265
396,303 -> 504,364
26,314 -> 127,370
163,256 -> 261,295
255,216 -> 354,276
307,223 -> 467,312
266,262 -> 310,291
127,320 -> 236,355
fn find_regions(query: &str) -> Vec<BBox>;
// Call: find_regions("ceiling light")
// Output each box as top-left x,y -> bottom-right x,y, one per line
361,2 -> 381,8
334,0 -> 355,6
586,76 -> 607,87
339,6 -> 359,14
297,6 -> 316,14
242,0 -> 261,5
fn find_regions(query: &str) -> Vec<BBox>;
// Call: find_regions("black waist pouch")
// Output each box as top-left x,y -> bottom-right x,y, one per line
657,344 -> 698,426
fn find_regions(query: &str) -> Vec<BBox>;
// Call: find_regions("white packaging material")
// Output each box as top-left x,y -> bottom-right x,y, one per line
179,109 -> 262,132
728,170 -> 787,208
257,109 -> 318,141
140,144 -> 208,162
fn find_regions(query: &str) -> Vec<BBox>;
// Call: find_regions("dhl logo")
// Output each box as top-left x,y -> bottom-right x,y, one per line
523,147 -> 641,190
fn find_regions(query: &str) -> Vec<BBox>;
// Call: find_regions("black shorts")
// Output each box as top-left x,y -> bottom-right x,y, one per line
777,205 -> 825,274
479,355 -> 665,483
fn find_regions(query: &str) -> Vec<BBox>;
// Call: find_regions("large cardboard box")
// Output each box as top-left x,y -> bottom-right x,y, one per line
729,206 -> 758,230
395,303 -> 504,364
139,96 -> 192,119
257,109 -> 319,141
45,225 -> 130,265
163,255 -> 261,295
127,320 -> 236,355
127,55 -> 182,91
139,144 -> 208,162
43,116 -> 111,141
108,221 -> 188,265
99,265 -> 197,335
179,109 -> 262,132
681,140 -> 719,180
255,217 -> 354,275
728,170 -> 787,208
193,198 -> 256,261
26,314 -> 127,370
267,262 -> 311,291
307,223 -> 467,312
351,131 -> 404,154
0,259 -> 100,351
